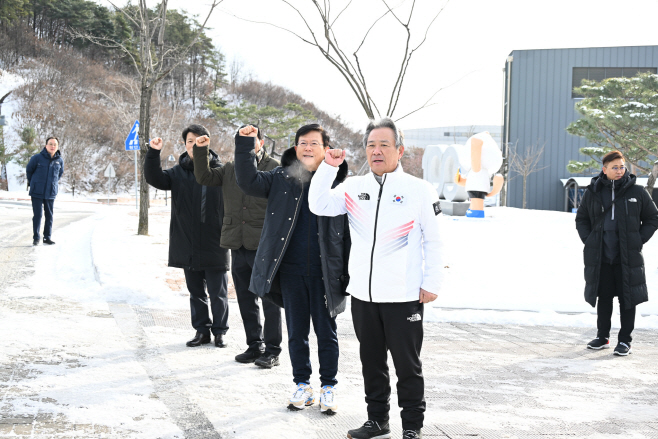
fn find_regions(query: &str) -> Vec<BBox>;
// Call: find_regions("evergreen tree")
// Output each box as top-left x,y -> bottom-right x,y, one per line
207,100 -> 315,155
566,72 -> 658,191
13,126 -> 39,170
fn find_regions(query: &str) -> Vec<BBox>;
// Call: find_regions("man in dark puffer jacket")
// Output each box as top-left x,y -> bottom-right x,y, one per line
576,150 -> 658,356
234,123 -> 350,416
26,136 -> 64,246
144,124 -> 230,348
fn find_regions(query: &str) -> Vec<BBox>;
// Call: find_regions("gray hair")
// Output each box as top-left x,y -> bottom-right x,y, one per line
362,117 -> 404,149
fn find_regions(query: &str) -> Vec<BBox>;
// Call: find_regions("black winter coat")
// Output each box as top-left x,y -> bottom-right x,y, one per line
234,136 -> 351,317
576,171 -> 658,308
144,147 -> 229,272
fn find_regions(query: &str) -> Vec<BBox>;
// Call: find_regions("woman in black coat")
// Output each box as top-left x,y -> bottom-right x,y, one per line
144,125 -> 230,348
576,150 -> 658,355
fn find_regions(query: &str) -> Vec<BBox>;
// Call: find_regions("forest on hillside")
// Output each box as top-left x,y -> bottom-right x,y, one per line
0,0 -> 422,195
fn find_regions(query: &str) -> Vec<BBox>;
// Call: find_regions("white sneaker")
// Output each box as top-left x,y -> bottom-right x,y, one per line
288,383 -> 314,410
320,385 -> 337,415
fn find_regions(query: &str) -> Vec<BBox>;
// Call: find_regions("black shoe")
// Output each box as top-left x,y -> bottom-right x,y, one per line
614,341 -> 632,356
254,352 -> 280,368
33,239 -> 39,246
235,348 -> 264,363
43,238 -> 55,245
214,334 -> 227,348
402,430 -> 422,439
186,332 -> 211,347
347,420 -> 391,439
587,337 -> 610,350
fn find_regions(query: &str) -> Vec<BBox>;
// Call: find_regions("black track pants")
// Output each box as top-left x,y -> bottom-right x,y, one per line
231,247 -> 282,355
351,297 -> 425,431
597,263 -> 636,343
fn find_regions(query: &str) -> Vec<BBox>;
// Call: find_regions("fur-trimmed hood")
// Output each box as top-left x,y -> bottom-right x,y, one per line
279,146 -> 348,184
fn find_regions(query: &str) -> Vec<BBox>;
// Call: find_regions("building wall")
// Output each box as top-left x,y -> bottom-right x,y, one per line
404,125 -> 502,149
504,45 -> 658,211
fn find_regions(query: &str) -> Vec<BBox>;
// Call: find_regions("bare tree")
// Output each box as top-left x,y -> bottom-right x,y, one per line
72,0 -> 223,235
508,141 -> 548,209
228,0 -> 449,121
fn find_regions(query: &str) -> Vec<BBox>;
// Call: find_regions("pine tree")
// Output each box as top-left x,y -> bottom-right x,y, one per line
566,72 -> 658,191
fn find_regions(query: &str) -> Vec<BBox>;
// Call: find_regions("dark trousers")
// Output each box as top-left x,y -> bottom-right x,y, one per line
352,297 -> 426,432
597,263 -> 636,343
183,268 -> 229,336
231,247 -> 282,355
31,197 -> 54,241
279,272 -> 338,387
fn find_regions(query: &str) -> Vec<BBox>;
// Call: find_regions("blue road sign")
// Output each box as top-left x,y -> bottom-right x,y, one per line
125,120 -> 140,151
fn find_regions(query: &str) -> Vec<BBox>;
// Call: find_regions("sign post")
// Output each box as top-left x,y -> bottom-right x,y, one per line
103,163 -> 116,205
125,120 -> 140,209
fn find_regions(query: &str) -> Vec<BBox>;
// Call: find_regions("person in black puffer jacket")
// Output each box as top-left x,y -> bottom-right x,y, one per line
234,123 -> 350,415
576,150 -> 658,356
144,124 -> 230,349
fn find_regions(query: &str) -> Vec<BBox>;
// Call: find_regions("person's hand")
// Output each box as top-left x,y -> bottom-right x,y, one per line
419,288 -> 437,303
150,137 -> 163,150
324,148 -> 346,167
239,125 -> 258,137
195,135 -> 210,147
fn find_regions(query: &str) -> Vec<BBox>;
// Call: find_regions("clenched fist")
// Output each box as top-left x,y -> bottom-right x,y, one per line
239,125 -> 258,137
150,137 -> 163,150
195,135 -> 210,147
324,148 -> 346,167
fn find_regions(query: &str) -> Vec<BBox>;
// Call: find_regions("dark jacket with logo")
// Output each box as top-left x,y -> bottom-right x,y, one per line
26,148 -> 64,199
233,136 -> 350,317
144,147 -> 229,272
192,145 -> 279,250
576,171 -> 658,308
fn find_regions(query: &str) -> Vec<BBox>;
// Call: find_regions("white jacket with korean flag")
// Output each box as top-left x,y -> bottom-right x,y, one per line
309,161 -> 441,303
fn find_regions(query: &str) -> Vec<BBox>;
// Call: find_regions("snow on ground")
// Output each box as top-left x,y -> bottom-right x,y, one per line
425,206 -> 658,329
3,199 -> 658,437
0,68 -> 27,192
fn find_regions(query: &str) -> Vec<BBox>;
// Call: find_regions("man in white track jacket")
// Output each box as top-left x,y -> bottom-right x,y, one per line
309,117 -> 441,439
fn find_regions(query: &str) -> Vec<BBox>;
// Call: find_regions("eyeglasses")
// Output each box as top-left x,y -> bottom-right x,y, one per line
297,141 -> 324,148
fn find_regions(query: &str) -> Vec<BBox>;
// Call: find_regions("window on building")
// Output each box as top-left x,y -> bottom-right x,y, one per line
444,132 -> 451,137
572,67 -> 657,98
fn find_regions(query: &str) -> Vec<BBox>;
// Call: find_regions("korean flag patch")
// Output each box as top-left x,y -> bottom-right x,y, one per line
433,201 -> 441,216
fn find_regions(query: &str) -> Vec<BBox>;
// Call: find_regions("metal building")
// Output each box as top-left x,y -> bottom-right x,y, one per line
404,125 -> 502,149
502,45 -> 658,211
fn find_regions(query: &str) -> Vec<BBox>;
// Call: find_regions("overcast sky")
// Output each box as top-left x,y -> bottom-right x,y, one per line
97,0 -> 658,132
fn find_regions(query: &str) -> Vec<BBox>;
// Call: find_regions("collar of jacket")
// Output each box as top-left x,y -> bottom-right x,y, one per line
41,148 -> 61,160
368,162 -> 404,183
179,149 -> 221,171
279,146 -> 348,183
590,169 -> 635,193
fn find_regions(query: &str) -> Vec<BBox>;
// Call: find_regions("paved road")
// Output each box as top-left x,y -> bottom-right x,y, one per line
1,201 -> 658,438
0,199 -> 96,294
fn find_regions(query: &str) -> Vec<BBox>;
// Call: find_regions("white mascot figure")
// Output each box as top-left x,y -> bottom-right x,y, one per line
454,132 -> 504,218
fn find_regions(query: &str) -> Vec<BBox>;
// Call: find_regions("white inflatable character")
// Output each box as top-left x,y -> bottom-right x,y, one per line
454,132 -> 504,218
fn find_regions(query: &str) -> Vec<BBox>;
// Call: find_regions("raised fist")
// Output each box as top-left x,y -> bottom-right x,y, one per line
324,148 -> 345,167
195,135 -> 210,147
239,125 -> 258,137
150,137 -> 163,150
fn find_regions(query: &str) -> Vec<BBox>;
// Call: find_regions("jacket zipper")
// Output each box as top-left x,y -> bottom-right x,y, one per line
267,176 -> 304,285
200,185 -> 207,223
625,198 -> 628,215
307,201 -> 311,277
43,158 -> 53,195
368,175 -> 386,302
